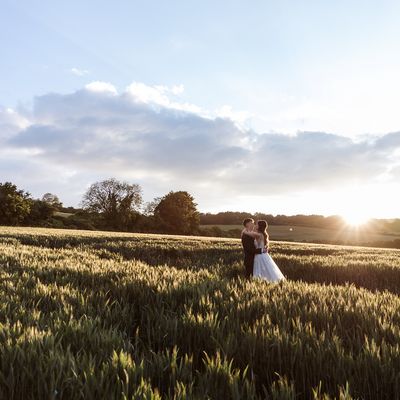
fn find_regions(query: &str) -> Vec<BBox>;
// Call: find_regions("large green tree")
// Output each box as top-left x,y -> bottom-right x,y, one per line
81,178 -> 142,230
154,191 -> 200,234
0,182 -> 32,225
24,200 -> 54,225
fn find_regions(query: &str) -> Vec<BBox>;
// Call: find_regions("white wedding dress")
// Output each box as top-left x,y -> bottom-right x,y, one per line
253,236 -> 285,282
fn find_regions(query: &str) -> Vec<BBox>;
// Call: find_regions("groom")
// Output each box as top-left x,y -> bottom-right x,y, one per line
241,218 -> 267,278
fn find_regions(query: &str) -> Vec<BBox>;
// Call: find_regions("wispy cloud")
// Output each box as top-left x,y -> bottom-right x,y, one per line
70,67 -> 90,77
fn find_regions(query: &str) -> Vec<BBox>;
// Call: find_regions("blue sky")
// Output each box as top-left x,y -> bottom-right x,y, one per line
1,0 -> 400,218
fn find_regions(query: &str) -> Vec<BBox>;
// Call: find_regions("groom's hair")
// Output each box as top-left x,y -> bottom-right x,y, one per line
243,218 -> 254,227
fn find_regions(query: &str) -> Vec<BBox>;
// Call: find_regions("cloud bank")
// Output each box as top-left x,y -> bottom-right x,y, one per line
1,81 -> 399,211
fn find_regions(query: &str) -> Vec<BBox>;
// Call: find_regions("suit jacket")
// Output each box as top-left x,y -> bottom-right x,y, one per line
241,234 -> 262,277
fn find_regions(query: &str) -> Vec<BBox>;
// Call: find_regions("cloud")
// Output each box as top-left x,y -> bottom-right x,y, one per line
70,67 -> 90,76
0,107 -> 30,141
171,84 -> 185,95
215,105 -> 253,126
126,82 -> 201,114
85,81 -> 117,95
2,81 -> 400,209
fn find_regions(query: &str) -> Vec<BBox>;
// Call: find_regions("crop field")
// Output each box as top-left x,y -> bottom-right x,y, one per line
1,227 -> 400,399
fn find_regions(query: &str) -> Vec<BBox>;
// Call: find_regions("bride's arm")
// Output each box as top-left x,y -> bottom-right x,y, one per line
242,229 -> 261,238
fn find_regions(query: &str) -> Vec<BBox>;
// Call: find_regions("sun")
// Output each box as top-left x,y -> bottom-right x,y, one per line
342,211 -> 371,227
325,185 -> 375,228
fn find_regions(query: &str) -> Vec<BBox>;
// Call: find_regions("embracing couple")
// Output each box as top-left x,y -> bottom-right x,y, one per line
241,218 -> 286,282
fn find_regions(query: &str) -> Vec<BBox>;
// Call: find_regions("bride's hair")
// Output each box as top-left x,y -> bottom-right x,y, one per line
257,220 -> 269,246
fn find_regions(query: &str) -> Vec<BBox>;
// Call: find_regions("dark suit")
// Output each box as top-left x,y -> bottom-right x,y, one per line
241,234 -> 263,278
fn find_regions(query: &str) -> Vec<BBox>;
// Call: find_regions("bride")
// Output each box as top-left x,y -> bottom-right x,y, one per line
242,220 -> 286,282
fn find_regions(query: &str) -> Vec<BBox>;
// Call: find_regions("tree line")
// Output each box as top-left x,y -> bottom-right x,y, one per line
1,179 -> 399,244
0,179 -> 199,235
200,211 -> 346,229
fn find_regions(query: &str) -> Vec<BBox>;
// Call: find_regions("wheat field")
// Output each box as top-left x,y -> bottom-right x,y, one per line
1,227 -> 400,399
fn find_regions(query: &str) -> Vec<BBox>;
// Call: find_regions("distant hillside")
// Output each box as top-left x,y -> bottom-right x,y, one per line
200,212 -> 400,235
200,223 -> 400,248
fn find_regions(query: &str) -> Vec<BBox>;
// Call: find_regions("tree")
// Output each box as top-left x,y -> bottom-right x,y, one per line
0,182 -> 31,225
81,178 -> 142,230
25,199 -> 54,225
154,191 -> 200,234
143,197 -> 162,216
42,193 -> 63,209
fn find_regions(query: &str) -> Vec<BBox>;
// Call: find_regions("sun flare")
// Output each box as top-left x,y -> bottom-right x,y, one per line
325,185 -> 376,227
342,211 -> 371,227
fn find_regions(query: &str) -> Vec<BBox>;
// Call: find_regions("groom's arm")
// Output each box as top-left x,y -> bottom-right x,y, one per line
251,247 -> 263,255
242,238 -> 264,255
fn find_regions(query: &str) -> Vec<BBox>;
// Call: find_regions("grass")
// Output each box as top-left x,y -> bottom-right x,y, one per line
1,226 -> 400,399
53,211 -> 74,218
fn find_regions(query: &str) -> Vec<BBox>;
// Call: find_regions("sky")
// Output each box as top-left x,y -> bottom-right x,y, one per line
1,0 -> 400,218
